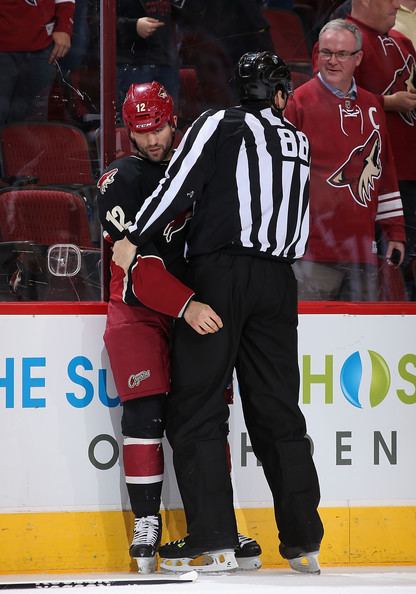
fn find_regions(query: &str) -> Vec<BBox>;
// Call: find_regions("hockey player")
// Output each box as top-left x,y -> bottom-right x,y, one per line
285,19 -> 406,300
97,81 -> 261,573
112,54 -> 324,574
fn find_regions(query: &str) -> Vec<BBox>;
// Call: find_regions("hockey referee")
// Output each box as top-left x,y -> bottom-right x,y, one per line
113,51 -> 324,574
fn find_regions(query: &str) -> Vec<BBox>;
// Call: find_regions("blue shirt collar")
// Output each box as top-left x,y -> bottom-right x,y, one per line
318,72 -> 358,100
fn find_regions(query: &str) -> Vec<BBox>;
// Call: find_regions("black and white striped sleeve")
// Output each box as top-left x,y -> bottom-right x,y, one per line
126,109 -> 225,246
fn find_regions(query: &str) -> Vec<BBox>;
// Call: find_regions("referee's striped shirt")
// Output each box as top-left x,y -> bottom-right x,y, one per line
127,103 -> 311,262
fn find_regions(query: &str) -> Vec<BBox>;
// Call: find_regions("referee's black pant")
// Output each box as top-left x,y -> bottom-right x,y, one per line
166,252 -> 324,552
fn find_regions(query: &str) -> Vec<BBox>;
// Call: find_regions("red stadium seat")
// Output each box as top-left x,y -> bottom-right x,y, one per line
95,125 -> 135,160
263,8 -> 312,72
115,126 -> 134,158
0,187 -> 92,247
0,122 -> 95,187
0,187 -> 101,301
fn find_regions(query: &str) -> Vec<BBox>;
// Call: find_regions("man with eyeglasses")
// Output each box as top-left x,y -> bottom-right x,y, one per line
285,19 -> 406,300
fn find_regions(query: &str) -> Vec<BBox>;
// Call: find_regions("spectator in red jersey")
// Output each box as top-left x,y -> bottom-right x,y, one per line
345,0 -> 416,297
0,0 -> 75,124
285,19 -> 406,300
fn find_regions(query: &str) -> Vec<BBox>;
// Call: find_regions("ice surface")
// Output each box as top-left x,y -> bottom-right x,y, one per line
1,567 -> 416,594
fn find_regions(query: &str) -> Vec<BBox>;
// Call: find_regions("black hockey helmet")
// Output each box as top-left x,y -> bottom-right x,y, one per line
236,51 -> 292,104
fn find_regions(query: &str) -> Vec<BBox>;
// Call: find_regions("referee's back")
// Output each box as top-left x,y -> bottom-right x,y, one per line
128,103 -> 311,263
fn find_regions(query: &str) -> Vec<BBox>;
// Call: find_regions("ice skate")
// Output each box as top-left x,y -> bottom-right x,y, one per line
159,537 -> 238,573
130,514 -> 162,574
279,543 -> 321,574
235,533 -> 262,570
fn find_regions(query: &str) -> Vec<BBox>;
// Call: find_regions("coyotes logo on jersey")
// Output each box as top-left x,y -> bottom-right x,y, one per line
163,210 -> 192,242
327,129 -> 382,207
380,39 -> 416,126
97,168 -> 118,195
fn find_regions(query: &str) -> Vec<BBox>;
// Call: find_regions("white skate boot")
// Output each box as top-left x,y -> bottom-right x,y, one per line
130,514 -> 162,574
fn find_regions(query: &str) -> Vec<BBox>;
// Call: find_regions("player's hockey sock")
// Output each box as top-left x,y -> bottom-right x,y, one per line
123,437 -> 164,517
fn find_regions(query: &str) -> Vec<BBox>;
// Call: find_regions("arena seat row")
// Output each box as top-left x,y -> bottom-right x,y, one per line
0,186 -> 101,301
263,8 -> 312,73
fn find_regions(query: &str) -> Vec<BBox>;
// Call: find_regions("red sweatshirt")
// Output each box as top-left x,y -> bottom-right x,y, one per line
0,0 -> 75,52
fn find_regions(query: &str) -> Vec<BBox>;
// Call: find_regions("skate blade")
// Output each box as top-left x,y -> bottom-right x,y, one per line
134,556 -> 157,574
160,549 -> 238,573
288,551 -> 320,574
235,556 -> 262,570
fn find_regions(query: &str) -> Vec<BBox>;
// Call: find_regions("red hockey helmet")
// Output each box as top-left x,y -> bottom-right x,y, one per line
122,82 -> 175,133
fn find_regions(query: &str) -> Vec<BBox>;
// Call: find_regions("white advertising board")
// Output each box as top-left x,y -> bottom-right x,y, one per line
0,314 -> 415,512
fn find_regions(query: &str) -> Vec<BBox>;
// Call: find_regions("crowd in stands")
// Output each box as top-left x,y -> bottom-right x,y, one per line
0,0 -> 415,301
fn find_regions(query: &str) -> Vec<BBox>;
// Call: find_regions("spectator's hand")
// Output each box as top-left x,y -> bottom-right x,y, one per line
136,17 -> 165,39
383,91 -> 416,113
49,32 -> 71,63
184,300 -> 223,335
385,241 -> 405,267
112,236 -> 137,273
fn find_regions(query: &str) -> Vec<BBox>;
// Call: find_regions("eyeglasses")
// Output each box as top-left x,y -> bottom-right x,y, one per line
318,49 -> 360,61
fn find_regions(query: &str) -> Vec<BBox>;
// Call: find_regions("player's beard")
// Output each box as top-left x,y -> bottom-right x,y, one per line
131,133 -> 175,163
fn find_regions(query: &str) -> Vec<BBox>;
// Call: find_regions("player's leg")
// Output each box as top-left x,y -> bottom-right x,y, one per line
104,304 -> 172,572
121,395 -> 165,573
235,259 -> 323,574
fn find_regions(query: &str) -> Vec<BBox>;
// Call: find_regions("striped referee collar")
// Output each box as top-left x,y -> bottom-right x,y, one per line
318,72 -> 358,100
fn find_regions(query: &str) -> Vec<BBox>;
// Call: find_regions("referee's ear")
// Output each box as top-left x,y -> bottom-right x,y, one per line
274,89 -> 288,111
